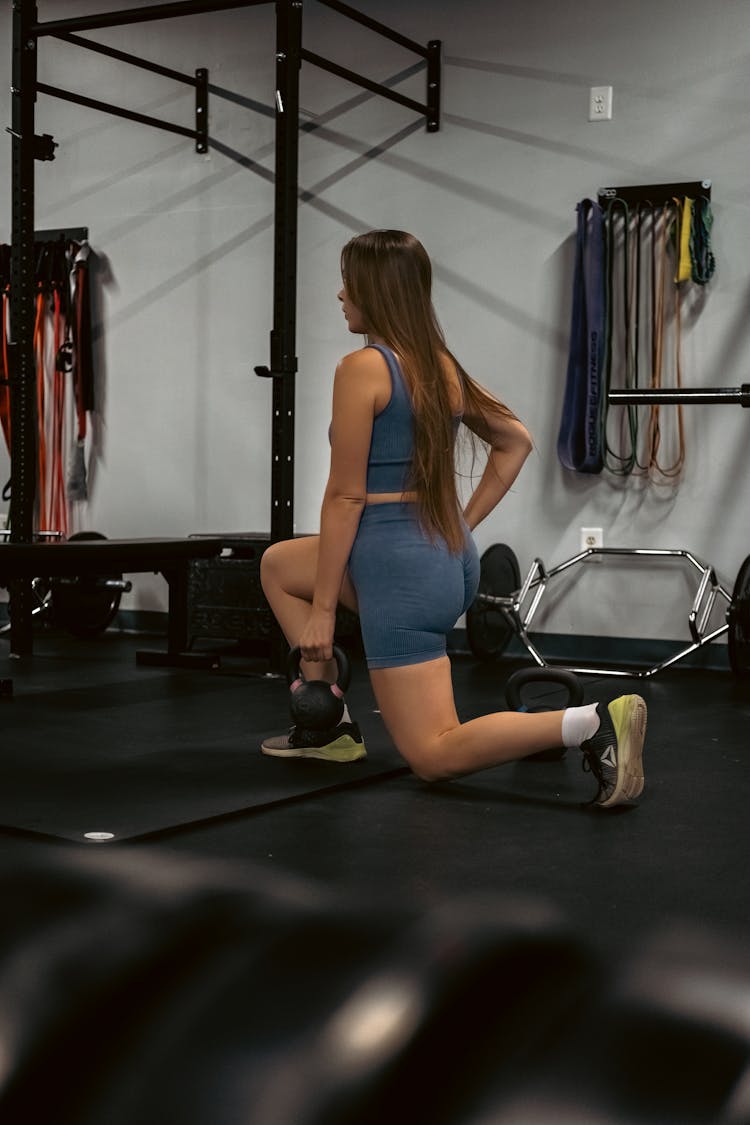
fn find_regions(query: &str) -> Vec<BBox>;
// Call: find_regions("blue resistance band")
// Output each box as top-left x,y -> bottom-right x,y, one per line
557,199 -> 606,474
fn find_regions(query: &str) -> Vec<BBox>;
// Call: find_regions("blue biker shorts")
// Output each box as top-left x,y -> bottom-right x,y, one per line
347,502 -> 480,670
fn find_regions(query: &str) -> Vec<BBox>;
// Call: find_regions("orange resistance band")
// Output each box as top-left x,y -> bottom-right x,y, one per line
34,286 -> 49,531
49,288 -> 67,536
646,203 -> 685,481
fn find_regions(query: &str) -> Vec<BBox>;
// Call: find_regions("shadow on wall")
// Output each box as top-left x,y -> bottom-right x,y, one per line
91,65 -> 425,332
443,53 -> 649,181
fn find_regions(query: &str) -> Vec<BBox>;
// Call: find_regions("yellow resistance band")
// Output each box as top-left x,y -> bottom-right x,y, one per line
675,197 -> 693,283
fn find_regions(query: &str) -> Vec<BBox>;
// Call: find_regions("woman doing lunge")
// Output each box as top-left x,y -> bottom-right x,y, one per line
260,230 -> 646,808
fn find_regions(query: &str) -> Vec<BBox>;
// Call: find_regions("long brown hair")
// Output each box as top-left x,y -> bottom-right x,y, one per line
341,230 -> 516,552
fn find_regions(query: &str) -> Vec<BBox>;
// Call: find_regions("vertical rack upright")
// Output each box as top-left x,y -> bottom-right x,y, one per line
7,0 -> 441,656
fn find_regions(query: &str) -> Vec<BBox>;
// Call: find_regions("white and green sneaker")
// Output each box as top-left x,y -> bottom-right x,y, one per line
261,721 -> 366,763
581,695 -> 647,808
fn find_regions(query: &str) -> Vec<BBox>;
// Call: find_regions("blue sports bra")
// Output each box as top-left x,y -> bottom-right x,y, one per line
365,344 -> 416,493
328,344 -> 461,493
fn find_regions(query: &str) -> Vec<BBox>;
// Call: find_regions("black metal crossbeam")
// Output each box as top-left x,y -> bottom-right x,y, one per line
31,0 -> 269,37
317,0 -> 429,57
301,48 -> 428,118
37,82 -> 198,141
42,32 -> 210,152
52,31 -> 202,87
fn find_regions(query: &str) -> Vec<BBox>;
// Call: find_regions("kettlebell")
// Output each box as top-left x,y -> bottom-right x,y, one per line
505,667 -> 584,762
287,644 -> 351,731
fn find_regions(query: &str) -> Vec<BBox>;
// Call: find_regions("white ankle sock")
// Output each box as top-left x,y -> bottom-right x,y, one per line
339,702 -> 352,725
561,703 -> 600,749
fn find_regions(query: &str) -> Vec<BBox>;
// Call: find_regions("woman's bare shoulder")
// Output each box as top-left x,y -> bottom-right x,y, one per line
337,346 -> 388,373
336,347 -> 392,409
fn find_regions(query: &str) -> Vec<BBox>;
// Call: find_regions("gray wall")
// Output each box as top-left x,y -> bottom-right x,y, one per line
1,0 -> 748,643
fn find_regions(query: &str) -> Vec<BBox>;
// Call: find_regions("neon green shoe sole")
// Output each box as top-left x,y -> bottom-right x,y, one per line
582,694 -> 647,808
261,723 -> 366,763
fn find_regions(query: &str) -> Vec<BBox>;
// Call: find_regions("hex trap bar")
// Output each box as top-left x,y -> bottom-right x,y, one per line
477,547 -> 732,679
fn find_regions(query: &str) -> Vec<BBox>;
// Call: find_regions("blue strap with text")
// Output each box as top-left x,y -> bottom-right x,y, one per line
557,199 -> 605,473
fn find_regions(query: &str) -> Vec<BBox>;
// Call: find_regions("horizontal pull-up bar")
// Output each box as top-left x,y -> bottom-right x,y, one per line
609,386 -> 750,407
32,0 -> 268,37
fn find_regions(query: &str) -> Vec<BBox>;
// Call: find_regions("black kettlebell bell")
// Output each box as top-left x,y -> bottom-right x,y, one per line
287,644 -> 351,731
505,667 -> 584,762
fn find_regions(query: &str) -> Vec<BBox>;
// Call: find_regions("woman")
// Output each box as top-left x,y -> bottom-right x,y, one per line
260,231 -> 645,808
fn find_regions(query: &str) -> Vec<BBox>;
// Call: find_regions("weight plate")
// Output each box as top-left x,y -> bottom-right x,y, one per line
466,543 -> 520,660
728,553 -> 750,678
51,531 -> 123,639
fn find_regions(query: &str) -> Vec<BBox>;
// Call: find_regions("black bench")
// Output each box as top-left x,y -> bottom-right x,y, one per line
0,537 -> 225,665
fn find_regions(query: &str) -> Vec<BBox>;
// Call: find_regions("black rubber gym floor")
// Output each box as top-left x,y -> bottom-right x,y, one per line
1,627 -> 748,960
2,627 -> 750,1123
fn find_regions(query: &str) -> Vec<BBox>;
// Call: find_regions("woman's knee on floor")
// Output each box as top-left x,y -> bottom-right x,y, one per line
370,658 -> 461,783
400,737 -> 459,784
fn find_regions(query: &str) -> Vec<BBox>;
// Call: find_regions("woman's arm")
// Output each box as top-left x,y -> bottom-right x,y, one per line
299,349 -> 377,662
461,404 -> 533,532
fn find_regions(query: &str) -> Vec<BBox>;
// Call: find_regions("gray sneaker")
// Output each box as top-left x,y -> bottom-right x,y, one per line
261,721 -> 366,762
581,695 -> 647,807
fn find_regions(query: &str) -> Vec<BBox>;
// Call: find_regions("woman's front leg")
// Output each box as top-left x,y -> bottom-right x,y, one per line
260,535 -> 357,682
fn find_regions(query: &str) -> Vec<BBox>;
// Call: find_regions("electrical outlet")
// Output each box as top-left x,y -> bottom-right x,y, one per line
0,513 -> 7,531
581,527 -> 604,559
589,86 -> 613,121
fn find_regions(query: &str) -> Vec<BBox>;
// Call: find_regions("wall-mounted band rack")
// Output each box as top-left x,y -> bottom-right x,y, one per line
599,180 -> 748,409
33,227 -> 89,242
597,180 -> 711,207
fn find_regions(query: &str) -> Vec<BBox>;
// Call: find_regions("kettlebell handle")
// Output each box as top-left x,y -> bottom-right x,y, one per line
286,644 -> 351,694
505,667 -> 583,712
